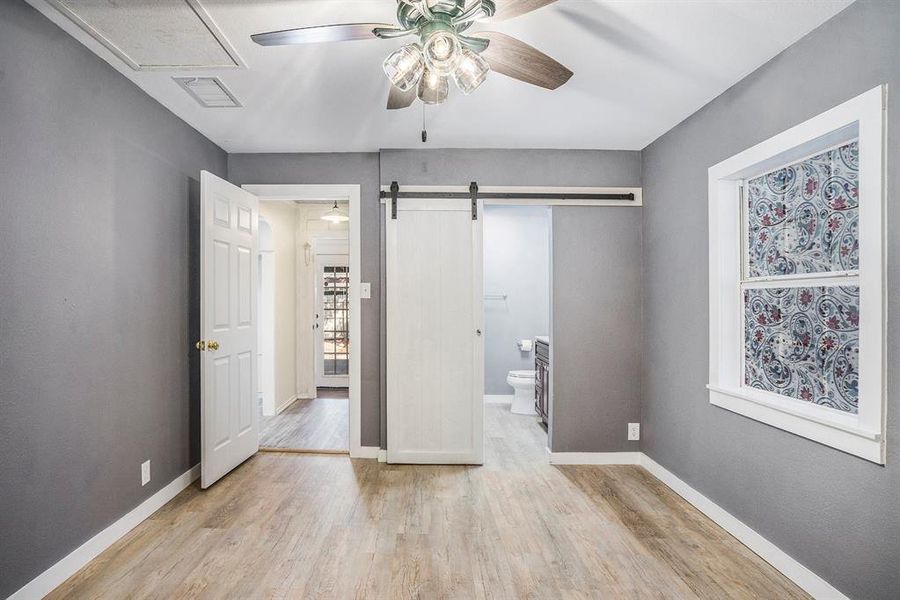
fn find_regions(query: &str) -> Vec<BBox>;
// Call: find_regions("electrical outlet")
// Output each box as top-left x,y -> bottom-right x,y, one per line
628,423 -> 641,441
360,282 -> 371,299
141,460 -> 151,486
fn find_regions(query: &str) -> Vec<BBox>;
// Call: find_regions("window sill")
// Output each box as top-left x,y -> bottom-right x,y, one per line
707,384 -> 884,464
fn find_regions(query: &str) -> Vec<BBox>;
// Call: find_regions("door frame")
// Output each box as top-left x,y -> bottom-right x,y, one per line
257,217 -> 276,416
242,184 -> 365,458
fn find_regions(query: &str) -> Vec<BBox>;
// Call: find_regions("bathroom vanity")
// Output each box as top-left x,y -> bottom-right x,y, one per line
534,337 -> 550,425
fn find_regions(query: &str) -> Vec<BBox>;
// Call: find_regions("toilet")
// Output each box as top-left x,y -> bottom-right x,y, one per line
506,370 -> 537,415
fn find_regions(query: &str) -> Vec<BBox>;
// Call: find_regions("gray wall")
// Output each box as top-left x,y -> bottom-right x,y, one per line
380,148 -> 640,186
640,1 -> 899,598
227,153 -> 382,447
0,1 -> 227,597
550,207 -> 642,453
483,205 -> 550,394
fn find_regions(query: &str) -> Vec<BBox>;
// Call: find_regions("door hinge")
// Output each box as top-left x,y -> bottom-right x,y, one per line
470,181 -> 478,220
390,181 -> 399,220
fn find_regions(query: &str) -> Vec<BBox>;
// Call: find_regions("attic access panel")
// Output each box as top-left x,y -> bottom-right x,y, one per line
48,0 -> 243,70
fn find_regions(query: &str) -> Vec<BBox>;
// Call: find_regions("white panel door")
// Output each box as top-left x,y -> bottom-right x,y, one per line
386,197 -> 484,464
200,171 -> 259,488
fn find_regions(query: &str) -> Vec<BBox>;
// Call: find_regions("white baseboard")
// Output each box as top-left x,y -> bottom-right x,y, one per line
484,394 -> 513,404
548,451 -> 642,465
275,395 -> 299,415
639,454 -> 847,600
547,450 -> 846,598
10,464 -> 200,600
352,445 -> 381,459
377,449 -> 387,463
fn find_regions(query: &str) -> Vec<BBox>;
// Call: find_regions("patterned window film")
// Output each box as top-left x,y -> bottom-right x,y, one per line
746,142 -> 859,277
742,140 -> 860,414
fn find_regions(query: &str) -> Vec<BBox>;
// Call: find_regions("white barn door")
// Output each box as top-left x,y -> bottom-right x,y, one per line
200,171 -> 259,488
386,197 -> 484,464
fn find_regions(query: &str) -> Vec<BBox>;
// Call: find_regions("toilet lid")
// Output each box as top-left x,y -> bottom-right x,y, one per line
509,370 -> 536,379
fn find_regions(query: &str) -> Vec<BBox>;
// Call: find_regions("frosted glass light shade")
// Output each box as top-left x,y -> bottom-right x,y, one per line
383,44 -> 425,92
453,48 -> 490,94
417,68 -> 449,105
321,201 -> 349,223
422,31 -> 460,75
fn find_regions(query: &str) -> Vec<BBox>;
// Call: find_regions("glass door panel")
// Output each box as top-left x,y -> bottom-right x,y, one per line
317,257 -> 350,386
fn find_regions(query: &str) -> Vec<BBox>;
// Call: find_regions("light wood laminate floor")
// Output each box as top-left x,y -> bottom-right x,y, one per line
47,405 -> 808,599
258,388 -> 348,450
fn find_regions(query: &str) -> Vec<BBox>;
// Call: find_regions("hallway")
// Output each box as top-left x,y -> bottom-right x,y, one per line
259,388 -> 349,451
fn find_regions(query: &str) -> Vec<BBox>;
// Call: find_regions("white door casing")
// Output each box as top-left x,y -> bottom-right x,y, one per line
200,171 -> 259,488
386,197 -> 484,464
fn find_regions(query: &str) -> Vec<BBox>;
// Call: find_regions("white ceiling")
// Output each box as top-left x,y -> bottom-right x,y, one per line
30,0 -> 853,153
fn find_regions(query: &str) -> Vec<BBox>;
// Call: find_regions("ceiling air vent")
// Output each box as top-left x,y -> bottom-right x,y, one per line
49,0 -> 243,70
174,77 -> 241,108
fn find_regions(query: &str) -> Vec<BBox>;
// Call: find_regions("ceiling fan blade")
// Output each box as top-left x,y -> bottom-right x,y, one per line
251,23 -> 398,46
486,0 -> 559,22
477,32 -> 573,90
387,85 -> 417,110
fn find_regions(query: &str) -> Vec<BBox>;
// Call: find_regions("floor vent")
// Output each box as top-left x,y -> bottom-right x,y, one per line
174,77 -> 241,108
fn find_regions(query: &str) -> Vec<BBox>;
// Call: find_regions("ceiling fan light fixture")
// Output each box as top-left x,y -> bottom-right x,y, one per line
453,47 -> 490,95
321,200 -> 349,223
383,44 -> 425,92
422,30 -> 460,75
417,68 -> 449,105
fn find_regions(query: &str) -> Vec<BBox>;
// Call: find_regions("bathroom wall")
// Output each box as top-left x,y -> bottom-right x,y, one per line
483,205 -> 550,395
259,201 -> 298,411
640,1 -> 899,597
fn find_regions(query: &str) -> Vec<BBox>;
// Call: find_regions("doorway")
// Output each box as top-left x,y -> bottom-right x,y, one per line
244,184 -> 363,456
482,204 -> 551,460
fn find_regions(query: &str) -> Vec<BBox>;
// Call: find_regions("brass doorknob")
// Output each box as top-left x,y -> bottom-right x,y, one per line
195,340 -> 206,351
207,341 -> 220,351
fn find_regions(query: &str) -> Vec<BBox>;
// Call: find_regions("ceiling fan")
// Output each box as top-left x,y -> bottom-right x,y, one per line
251,0 -> 573,109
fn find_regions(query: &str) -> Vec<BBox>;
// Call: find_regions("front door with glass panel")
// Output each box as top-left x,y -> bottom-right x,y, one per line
316,255 -> 350,387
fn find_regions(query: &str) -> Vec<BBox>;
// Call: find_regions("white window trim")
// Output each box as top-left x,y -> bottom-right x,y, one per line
707,85 -> 887,464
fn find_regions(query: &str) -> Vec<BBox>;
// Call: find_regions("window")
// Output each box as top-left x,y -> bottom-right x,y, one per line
322,265 -> 349,376
708,86 -> 886,463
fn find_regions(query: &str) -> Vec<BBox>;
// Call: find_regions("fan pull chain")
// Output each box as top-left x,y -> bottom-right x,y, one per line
421,103 -> 428,143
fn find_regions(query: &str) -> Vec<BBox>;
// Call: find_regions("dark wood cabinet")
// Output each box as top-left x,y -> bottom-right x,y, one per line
534,339 -> 549,424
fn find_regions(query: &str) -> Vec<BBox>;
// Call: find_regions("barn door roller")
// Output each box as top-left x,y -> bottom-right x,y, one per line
390,181 -> 399,219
